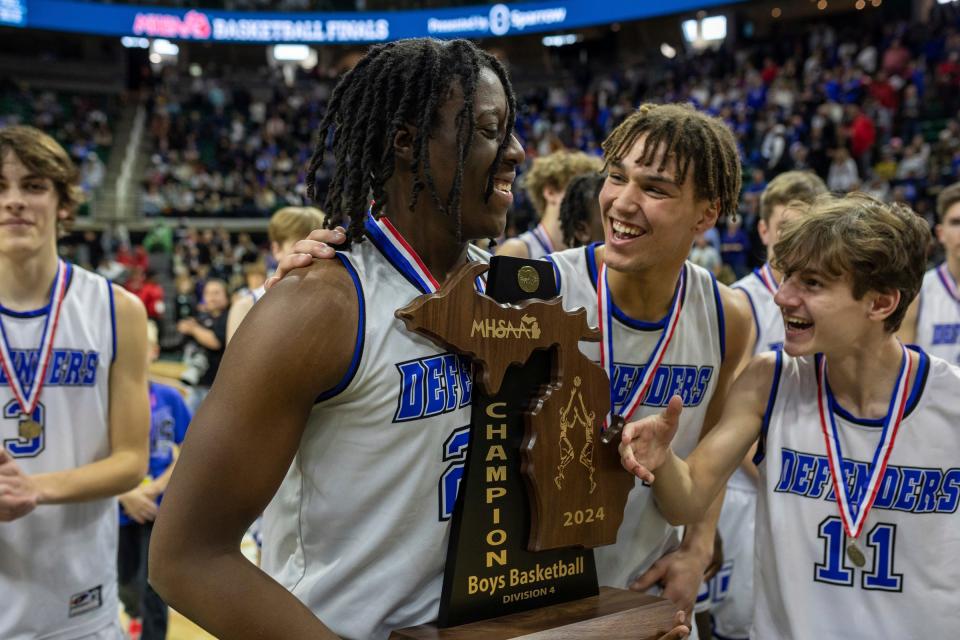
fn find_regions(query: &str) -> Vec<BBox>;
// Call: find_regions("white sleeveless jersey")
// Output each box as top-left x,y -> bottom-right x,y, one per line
0,263 -> 119,640
250,284 -> 266,304
733,264 -> 784,355
261,238 -> 488,640
754,348 -> 960,639
546,244 -> 725,588
515,224 -> 554,260
915,264 -> 960,366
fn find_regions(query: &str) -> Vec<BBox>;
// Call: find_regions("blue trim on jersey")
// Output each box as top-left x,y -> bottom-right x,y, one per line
753,348 -> 783,465
0,261 -> 73,318
827,345 -> 930,427
316,253 -> 365,403
733,284 -> 761,343
544,254 -> 561,293
711,271 -> 726,361
586,242 -> 601,291
364,217 -> 431,294
530,227 -> 552,256
611,263 -> 687,331
107,279 -> 117,363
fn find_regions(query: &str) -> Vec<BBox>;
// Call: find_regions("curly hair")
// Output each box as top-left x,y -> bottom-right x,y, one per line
522,150 -> 603,217
305,38 -> 516,246
601,103 -> 742,220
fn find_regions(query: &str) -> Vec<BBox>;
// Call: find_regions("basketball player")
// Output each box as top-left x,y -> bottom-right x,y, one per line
620,193 -> 960,638
0,125 -> 150,638
898,181 -> 960,366
558,171 -> 605,248
225,206 -> 325,343
695,170 -> 827,639
149,39 -> 688,640
496,150 -> 602,258
268,103 -> 752,636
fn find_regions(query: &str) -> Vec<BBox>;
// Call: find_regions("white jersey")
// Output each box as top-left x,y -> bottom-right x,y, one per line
250,284 -> 266,304
546,244 -> 725,588
754,347 -> 960,639
733,264 -> 784,355
0,263 -> 119,640
261,235 -> 488,640
515,224 -> 555,260
915,264 -> 960,366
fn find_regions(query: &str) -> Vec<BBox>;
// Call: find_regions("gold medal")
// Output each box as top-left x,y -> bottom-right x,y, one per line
18,416 -> 42,440
517,265 -> 540,293
846,542 -> 866,568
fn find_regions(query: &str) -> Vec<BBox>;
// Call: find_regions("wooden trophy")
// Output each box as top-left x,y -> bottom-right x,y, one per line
389,256 -> 677,640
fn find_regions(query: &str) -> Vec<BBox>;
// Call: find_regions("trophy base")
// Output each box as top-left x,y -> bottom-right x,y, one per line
390,587 -> 677,640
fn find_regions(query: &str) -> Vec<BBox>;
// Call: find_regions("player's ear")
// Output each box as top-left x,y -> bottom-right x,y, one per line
394,124 -> 417,167
868,288 -> 901,323
694,198 -> 721,232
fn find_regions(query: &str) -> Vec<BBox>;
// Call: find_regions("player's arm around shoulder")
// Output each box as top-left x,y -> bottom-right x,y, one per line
33,285 -> 150,504
494,237 -> 530,258
150,259 -> 355,639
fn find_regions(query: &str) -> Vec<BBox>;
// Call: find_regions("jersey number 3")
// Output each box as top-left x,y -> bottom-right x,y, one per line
3,400 -> 46,458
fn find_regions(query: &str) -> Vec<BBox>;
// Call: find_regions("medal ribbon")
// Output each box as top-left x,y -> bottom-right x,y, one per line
531,223 -> 555,256
758,262 -> 779,295
0,260 -> 69,417
817,344 -> 911,539
936,263 -> 960,305
365,214 -> 486,294
598,262 -> 685,430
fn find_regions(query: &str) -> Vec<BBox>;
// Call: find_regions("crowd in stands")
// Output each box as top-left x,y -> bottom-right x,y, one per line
8,4 -> 960,349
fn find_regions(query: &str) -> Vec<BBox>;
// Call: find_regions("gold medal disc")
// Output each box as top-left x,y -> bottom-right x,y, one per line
846,543 -> 866,568
517,266 -> 540,293
18,417 -> 42,440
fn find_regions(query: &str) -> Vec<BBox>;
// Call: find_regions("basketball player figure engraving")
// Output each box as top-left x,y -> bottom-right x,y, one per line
0,126 -> 150,639
620,193 -> 960,639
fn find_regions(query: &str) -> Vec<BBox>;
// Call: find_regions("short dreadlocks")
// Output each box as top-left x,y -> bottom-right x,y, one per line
305,38 -> 516,245
559,171 -> 604,247
601,103 -> 742,220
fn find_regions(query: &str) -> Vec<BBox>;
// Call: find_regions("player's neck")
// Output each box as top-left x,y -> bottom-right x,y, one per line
603,253 -> 684,323
538,208 -> 567,252
0,246 -> 60,312
823,335 -> 908,420
390,211 -> 469,285
765,251 -> 783,284
945,254 -> 960,284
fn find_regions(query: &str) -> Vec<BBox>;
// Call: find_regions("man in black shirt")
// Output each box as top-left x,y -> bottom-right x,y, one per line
177,278 -> 229,413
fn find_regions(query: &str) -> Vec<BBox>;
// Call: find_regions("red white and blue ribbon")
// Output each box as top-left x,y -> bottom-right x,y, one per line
531,223 -> 555,256
936,263 -> 959,305
0,260 -> 70,418
597,262 -> 686,430
757,262 -> 779,295
817,344 -> 911,539
365,214 -> 486,294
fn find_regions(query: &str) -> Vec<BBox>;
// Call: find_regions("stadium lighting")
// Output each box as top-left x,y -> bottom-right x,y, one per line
542,34 -> 579,47
272,44 -> 311,62
701,16 -> 726,40
938,0 -> 957,4
151,39 -> 179,57
660,43 -> 677,59
120,37 -> 149,49
149,53 -> 162,64
682,15 -> 727,50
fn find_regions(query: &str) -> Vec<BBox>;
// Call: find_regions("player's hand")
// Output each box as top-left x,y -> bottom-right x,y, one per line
630,546 -> 706,620
655,610 -> 691,639
619,395 -> 683,483
264,227 -> 347,290
119,486 -> 159,524
0,450 -> 38,521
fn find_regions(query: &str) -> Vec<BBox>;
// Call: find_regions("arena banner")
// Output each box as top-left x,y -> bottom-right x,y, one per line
3,0 -> 739,44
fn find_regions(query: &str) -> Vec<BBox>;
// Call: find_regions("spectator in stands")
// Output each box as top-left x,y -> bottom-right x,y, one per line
177,278 -> 229,413
720,216 -> 751,279
827,147 -> 860,192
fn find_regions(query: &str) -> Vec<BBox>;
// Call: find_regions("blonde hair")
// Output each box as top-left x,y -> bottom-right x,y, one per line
0,125 -> 84,225
936,182 -> 960,222
522,150 -> 603,217
268,206 -> 326,246
760,170 -> 827,223
773,193 -> 929,332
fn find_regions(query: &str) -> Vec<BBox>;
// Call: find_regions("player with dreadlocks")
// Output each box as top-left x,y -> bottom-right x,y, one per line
267,102 -> 753,638
150,38 -> 529,639
558,170 -> 605,248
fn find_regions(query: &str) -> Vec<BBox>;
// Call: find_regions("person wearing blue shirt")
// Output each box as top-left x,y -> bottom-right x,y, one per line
118,321 -> 191,640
